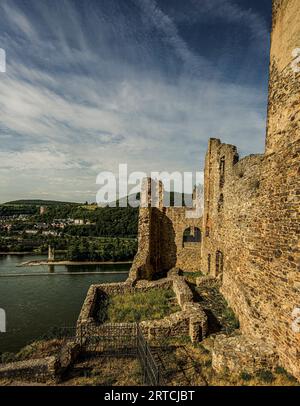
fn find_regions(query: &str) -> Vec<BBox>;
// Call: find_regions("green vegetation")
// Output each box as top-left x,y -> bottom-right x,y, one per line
0,339 -> 63,364
66,237 -> 137,261
100,289 -> 180,323
0,205 -> 38,216
0,200 -> 139,260
0,234 -> 137,261
181,271 -> 203,283
255,369 -> 275,383
275,366 -> 298,383
4,199 -> 78,206
32,204 -> 139,238
62,206 -> 138,238
222,306 -> 240,330
240,371 -> 253,381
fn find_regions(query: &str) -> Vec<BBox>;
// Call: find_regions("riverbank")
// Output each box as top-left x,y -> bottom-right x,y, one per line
0,252 -> 40,255
0,254 -> 130,352
18,260 -> 133,267
0,271 -> 129,277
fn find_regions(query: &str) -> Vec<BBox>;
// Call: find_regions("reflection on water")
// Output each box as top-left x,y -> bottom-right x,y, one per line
0,254 -> 130,353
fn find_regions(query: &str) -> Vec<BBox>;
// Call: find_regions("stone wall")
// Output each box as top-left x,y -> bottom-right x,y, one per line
163,208 -> 202,272
0,356 -> 58,383
77,269 -> 208,344
200,0 -> 300,380
75,0 -> 299,382
212,335 -> 279,376
128,178 -> 203,280
266,0 -> 300,154
201,134 -> 299,380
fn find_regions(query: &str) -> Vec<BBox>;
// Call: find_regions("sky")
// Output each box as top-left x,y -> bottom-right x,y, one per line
0,0 -> 272,203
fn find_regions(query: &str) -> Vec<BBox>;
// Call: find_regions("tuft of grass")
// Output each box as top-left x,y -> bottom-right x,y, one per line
255,369 -> 275,384
240,372 -> 253,381
0,352 -> 17,363
0,339 -> 65,365
204,359 -> 212,367
182,271 -> 203,284
275,366 -> 298,383
222,307 -> 240,330
105,288 -> 180,323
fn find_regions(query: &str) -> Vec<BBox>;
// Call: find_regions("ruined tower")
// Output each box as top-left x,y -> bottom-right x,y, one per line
128,0 -> 299,381
266,0 -> 300,154
201,0 -> 300,380
48,245 -> 55,262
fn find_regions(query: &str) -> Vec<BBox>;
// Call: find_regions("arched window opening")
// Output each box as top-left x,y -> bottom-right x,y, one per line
208,254 -> 211,274
218,194 -> 224,212
205,214 -> 210,237
219,156 -> 225,188
183,227 -> 201,246
233,153 -> 239,165
216,250 -> 224,277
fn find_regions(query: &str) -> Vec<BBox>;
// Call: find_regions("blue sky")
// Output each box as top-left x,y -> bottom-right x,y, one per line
0,0 -> 272,203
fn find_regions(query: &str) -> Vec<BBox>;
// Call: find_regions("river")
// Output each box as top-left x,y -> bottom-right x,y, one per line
0,254 -> 130,353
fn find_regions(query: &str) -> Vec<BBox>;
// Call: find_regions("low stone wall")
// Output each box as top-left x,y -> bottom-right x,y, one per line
212,334 -> 279,375
78,285 -> 99,324
77,268 -> 208,344
0,270 -> 209,383
0,339 -> 84,384
168,269 -> 194,306
77,279 -> 172,328
141,311 -> 189,341
141,302 -> 207,343
58,339 -> 82,374
0,356 -> 58,383
196,275 -> 218,288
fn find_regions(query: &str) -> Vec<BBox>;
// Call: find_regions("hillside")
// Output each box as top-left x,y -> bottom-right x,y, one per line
3,199 -> 80,206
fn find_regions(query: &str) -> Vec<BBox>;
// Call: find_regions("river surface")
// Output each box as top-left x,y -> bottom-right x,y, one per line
0,254 -> 129,353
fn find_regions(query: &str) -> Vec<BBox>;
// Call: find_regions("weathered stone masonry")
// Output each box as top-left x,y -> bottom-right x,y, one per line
128,178 -> 203,281
128,0 -> 300,380
77,269 -> 208,344
2,0 -> 297,385
201,0 -> 300,380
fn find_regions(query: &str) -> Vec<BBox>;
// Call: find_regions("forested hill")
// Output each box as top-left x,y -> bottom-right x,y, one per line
1,190 -> 195,238
4,199 -> 79,206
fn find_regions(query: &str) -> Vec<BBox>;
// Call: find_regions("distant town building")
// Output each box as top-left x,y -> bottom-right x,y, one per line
74,219 -> 85,225
42,230 -> 58,236
40,206 -> 47,215
25,230 -> 38,235
48,245 -> 55,262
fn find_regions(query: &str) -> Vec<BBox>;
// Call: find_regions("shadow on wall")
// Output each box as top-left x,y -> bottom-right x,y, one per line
150,209 -> 177,278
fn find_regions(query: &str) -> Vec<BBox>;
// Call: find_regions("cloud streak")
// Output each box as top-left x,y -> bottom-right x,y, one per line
0,0 -> 271,202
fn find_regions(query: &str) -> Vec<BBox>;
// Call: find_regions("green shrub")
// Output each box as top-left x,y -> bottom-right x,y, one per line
275,366 -> 298,382
240,371 -> 253,381
1,352 -> 17,363
204,359 -> 212,367
223,307 -> 240,329
256,369 -> 275,383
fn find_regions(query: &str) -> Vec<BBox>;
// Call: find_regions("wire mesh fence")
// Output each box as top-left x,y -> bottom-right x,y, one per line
136,324 -> 160,385
56,322 -> 161,385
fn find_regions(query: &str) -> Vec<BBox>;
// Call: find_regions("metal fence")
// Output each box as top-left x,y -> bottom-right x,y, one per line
136,324 -> 161,386
83,323 -> 138,358
56,322 -> 161,385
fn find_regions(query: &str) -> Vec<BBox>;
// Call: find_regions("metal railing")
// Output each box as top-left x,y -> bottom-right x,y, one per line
83,323 -> 137,357
136,323 -> 161,385
56,322 -> 162,385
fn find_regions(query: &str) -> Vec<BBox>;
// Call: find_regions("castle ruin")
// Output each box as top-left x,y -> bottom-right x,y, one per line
128,0 -> 300,381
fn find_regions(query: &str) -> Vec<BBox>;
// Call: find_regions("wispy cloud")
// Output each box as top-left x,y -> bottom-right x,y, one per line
196,0 -> 269,43
133,0 -> 212,75
0,0 -> 271,202
1,1 -> 36,37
